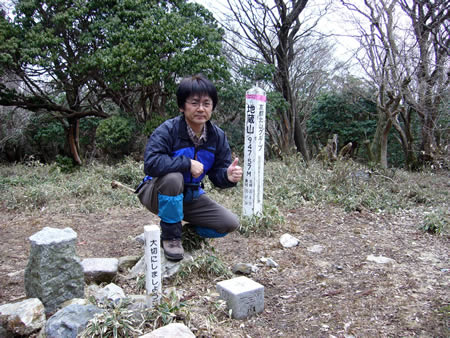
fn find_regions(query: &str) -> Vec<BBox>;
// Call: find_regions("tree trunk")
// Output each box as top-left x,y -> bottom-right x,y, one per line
372,106 -> 393,169
294,115 -> 310,161
380,118 -> 392,169
364,140 -> 374,163
67,118 -> 82,165
420,119 -> 433,162
392,111 -> 416,170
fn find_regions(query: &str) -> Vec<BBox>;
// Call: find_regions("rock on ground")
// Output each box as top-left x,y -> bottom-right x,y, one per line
45,304 -> 103,338
0,298 -> 45,336
82,257 -> 119,283
24,227 -> 84,314
139,323 -> 195,337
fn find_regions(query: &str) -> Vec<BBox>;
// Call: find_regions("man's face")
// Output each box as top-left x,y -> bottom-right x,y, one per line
181,94 -> 213,132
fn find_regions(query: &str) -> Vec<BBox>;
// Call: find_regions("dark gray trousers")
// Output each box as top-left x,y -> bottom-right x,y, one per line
137,172 -> 239,238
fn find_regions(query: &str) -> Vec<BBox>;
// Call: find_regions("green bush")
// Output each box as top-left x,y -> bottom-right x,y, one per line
175,248 -> 232,285
308,92 -> 377,159
53,155 -> 77,173
239,204 -> 285,237
143,115 -> 167,137
79,117 -> 101,158
81,299 -> 143,338
111,157 -> 143,186
28,117 -> 65,162
142,291 -> 190,331
96,115 -> 134,156
421,209 -> 449,235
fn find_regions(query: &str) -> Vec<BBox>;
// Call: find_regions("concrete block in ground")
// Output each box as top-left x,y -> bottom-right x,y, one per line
82,258 -> 119,283
216,276 -> 264,319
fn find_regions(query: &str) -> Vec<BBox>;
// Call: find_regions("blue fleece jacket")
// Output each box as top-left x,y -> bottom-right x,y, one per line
143,115 -> 236,190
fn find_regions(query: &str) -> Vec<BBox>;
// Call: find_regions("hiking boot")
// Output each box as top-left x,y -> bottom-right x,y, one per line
162,239 -> 184,261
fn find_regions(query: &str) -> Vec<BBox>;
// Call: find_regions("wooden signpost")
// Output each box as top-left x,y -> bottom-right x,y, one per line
144,225 -> 161,307
242,87 -> 267,217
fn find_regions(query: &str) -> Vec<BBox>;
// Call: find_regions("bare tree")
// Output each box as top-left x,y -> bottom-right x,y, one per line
398,0 -> 449,163
341,0 -> 415,168
224,0 -> 334,160
341,0 -> 449,168
290,36 -> 338,152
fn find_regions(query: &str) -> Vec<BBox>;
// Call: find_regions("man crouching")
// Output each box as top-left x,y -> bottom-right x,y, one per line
136,74 -> 242,261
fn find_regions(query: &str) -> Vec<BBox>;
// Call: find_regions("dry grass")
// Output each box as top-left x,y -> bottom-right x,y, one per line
0,156 -> 448,336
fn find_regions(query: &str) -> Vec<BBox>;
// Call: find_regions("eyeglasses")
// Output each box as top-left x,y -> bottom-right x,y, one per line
186,100 -> 212,109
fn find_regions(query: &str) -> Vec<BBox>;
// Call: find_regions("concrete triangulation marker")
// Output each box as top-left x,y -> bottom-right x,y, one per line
216,276 -> 264,319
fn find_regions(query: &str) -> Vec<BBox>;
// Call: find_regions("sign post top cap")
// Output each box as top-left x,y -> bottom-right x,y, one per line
144,224 -> 160,232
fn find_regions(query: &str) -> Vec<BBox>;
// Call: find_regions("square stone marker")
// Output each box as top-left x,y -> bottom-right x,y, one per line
216,276 -> 264,319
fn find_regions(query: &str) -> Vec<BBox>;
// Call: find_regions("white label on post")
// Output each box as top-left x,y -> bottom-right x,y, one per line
243,87 -> 267,217
144,225 -> 161,307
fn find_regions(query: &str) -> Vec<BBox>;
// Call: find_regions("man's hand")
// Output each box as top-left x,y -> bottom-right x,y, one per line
190,159 -> 204,178
227,158 -> 243,183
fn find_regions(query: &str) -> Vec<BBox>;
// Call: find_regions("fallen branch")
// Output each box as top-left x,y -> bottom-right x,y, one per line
111,180 -> 135,194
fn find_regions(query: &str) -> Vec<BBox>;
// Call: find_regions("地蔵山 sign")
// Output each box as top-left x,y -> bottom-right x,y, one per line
242,87 -> 267,217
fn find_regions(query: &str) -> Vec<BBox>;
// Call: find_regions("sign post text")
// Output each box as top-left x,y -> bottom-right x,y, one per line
144,225 -> 161,307
242,87 -> 267,217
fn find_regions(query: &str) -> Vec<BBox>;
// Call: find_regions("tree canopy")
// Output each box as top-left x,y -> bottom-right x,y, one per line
0,0 -> 228,163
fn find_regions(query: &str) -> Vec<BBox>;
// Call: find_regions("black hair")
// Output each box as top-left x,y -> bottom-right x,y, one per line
176,74 -> 218,110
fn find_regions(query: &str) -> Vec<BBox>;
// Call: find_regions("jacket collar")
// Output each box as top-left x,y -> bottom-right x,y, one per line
179,115 -> 216,143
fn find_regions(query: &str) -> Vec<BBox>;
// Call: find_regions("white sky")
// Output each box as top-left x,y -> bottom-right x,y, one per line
191,0 -> 363,65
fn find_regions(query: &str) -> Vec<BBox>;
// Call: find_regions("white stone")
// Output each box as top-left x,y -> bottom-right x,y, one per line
82,258 -> 119,283
139,323 -> 195,337
265,258 -> 279,268
128,253 -> 194,280
0,298 -> 45,336
216,276 -> 264,319
128,256 -> 145,278
60,298 -> 88,308
366,254 -> 396,264
126,295 -> 149,313
118,255 -> 141,271
260,257 -> 278,268
94,283 -> 125,303
307,245 -> 324,253
280,233 -> 299,248
232,263 -> 257,274
29,227 -> 77,245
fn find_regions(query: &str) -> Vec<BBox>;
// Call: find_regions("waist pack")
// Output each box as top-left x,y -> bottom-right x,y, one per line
184,182 -> 200,203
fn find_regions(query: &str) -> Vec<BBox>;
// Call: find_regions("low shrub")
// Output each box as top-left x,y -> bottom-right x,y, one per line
239,203 -> 284,237
96,116 -> 134,157
420,209 -> 449,235
142,290 -> 190,331
81,299 -> 143,338
174,248 -> 232,285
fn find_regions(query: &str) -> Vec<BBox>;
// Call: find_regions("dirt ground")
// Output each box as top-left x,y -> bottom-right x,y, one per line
0,204 -> 448,337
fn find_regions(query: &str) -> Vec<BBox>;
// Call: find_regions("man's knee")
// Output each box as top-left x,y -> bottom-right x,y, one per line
224,213 -> 240,233
156,172 -> 184,196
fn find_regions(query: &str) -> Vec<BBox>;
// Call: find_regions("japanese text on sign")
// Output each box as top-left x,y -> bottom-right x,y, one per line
243,87 -> 266,216
144,225 -> 161,307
